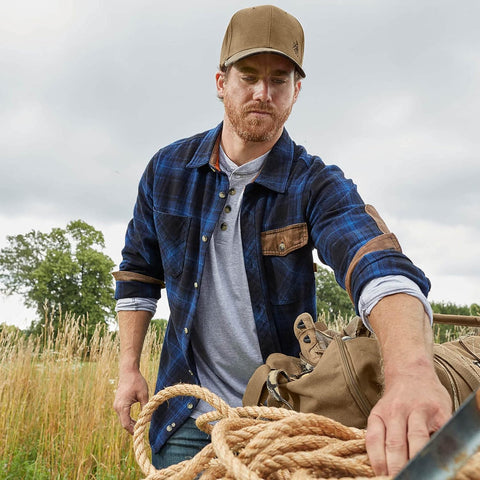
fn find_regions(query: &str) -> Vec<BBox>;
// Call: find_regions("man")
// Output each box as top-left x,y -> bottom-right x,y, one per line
113,5 -> 451,476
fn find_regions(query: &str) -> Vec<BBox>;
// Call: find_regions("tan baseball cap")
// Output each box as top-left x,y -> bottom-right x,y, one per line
220,5 -> 306,78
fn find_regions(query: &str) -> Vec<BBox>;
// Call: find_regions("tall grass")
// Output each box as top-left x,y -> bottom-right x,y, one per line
0,310 -> 162,480
1,310 -> 476,479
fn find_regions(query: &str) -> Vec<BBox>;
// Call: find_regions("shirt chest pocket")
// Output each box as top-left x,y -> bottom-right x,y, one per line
261,223 -> 313,305
154,211 -> 191,278
261,222 -> 309,256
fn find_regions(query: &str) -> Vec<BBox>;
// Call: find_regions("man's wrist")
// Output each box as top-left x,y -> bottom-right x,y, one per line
383,353 -> 434,382
119,357 -> 142,374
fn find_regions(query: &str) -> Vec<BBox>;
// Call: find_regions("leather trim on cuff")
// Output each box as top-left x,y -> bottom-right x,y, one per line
112,271 -> 165,287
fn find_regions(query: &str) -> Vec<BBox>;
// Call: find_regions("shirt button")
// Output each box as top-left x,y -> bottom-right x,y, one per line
224,205 -> 232,213
202,235 -> 208,242
166,425 -> 173,432
184,327 -> 189,334
219,191 -> 226,199
194,282 -> 198,288
229,188 -> 236,195
220,223 -> 228,231
187,403 -> 194,409
188,370 -> 194,376
279,242 -> 286,252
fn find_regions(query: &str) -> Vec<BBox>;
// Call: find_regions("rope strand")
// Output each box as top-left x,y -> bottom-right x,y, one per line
133,383 -> 480,480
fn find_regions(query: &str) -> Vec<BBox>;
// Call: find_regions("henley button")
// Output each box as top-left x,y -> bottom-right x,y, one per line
229,188 -> 236,195
224,205 -> 232,213
220,223 -> 228,231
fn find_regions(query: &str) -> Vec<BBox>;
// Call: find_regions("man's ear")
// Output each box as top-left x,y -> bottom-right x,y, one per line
216,71 -> 226,99
293,80 -> 302,103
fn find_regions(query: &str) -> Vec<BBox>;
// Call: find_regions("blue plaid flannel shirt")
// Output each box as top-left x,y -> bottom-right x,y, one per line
114,122 -> 430,453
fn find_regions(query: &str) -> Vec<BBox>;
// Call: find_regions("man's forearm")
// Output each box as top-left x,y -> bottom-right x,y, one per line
368,292 -> 434,380
365,292 -> 452,475
117,310 -> 153,371
114,310 -> 153,434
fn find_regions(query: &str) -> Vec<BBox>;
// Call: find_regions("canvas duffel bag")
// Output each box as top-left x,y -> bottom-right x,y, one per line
243,312 -> 480,428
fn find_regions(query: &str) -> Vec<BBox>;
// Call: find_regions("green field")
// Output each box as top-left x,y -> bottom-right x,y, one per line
0,315 -> 161,480
1,312 -> 475,479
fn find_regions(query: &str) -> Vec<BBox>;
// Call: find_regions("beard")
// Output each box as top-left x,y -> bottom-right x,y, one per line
223,96 -> 293,143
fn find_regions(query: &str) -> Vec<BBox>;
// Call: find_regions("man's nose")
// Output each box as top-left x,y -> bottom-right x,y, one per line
252,79 -> 271,102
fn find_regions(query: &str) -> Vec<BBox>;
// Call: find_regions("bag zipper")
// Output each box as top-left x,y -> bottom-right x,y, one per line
335,335 -> 372,419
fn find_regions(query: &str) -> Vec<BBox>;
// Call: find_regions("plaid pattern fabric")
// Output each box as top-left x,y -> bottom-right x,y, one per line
115,123 -> 430,453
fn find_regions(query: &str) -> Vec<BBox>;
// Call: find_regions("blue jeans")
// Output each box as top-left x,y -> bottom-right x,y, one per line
151,417 -> 211,469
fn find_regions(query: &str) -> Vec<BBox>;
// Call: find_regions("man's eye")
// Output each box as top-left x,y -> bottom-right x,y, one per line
272,78 -> 287,85
242,76 -> 257,83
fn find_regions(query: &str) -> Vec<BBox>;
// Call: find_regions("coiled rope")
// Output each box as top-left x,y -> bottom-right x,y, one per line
133,383 -> 480,480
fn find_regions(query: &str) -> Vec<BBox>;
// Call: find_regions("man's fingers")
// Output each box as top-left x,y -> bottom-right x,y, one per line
384,415 -> 409,476
369,409 -> 436,476
367,410 -> 409,476
113,371 -> 150,435
117,404 -> 136,435
366,414 -> 387,476
407,409 -> 438,459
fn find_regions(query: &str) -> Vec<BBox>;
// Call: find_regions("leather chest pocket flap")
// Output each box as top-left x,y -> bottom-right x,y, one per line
261,223 -> 308,257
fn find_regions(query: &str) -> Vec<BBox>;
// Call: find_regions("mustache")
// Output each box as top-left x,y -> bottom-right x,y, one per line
243,103 -> 275,114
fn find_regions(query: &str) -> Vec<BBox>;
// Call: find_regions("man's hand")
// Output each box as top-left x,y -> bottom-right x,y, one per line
113,309 -> 152,435
114,368 -> 149,435
366,368 -> 451,475
365,293 -> 452,476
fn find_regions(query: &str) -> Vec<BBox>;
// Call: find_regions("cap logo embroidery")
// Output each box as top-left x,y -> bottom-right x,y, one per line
292,40 -> 299,56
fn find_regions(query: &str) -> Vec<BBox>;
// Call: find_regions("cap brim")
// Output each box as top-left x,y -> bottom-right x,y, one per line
224,48 -> 306,78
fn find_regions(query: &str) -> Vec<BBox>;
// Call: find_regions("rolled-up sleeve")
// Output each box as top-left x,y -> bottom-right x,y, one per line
306,163 -> 430,312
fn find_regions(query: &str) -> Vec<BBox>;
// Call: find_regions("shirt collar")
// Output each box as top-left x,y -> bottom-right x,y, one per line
186,123 -> 295,194
185,123 -> 223,170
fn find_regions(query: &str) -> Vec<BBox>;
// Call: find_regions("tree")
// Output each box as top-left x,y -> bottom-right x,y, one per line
431,300 -> 480,343
430,301 -> 471,316
0,220 -> 116,338
315,265 -> 355,321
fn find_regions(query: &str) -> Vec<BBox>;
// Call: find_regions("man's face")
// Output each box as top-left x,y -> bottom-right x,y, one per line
216,53 -> 301,144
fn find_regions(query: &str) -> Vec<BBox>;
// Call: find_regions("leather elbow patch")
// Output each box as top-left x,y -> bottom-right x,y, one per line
365,204 -> 390,234
344,232 -> 402,302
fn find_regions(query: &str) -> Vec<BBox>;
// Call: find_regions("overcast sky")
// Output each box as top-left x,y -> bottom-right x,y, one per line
1,0 -> 479,328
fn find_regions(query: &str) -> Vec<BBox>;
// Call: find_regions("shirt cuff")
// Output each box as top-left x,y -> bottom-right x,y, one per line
358,275 -> 433,332
115,297 -> 158,314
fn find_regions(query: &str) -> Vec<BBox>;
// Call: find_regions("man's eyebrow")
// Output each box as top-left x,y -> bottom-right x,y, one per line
271,69 -> 291,77
236,65 -> 259,74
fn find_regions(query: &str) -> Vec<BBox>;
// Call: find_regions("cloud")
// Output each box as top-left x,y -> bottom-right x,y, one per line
0,0 -> 479,327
